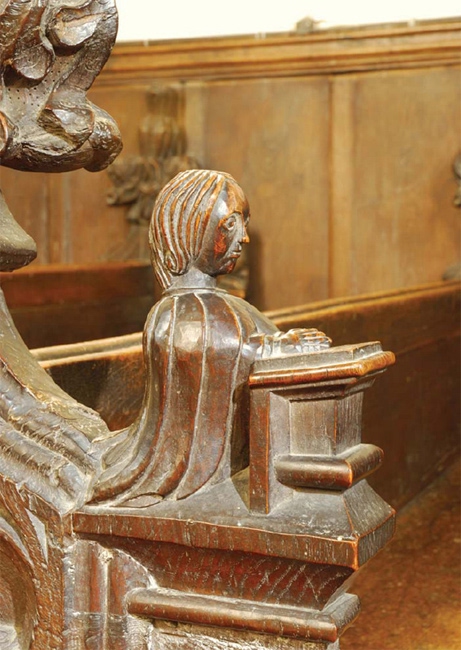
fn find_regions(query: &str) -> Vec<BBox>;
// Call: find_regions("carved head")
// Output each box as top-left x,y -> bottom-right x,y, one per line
150,169 -> 250,289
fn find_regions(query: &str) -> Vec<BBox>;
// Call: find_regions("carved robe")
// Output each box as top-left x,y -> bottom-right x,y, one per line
96,288 -> 277,503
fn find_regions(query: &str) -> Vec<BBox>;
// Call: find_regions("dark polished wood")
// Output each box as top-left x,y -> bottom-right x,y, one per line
268,280 -> 461,509
72,172 -> 394,649
36,280 -> 460,510
0,0 -> 121,518
0,5 -> 396,648
0,158 -> 395,648
1,20 -> 459,308
0,3 -> 122,647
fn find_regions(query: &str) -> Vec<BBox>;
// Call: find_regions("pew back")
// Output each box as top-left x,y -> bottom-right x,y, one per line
33,280 -> 461,509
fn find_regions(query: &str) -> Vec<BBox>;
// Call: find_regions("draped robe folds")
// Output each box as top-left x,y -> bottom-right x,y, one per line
96,288 -> 278,504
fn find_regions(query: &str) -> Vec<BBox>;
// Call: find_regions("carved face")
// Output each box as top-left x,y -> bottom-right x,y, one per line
195,183 -> 250,276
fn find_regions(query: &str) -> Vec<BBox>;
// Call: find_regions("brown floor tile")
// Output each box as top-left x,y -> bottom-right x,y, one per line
342,459 -> 461,650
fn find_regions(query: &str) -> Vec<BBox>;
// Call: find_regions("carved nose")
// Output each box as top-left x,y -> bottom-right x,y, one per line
241,225 -> 250,244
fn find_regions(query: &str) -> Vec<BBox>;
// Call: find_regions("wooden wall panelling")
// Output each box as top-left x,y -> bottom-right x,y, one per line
3,21 -> 460,309
61,81 -> 143,264
195,76 -> 331,310
101,21 -> 461,81
329,78 -> 355,298
339,65 -> 461,297
183,81 -> 207,169
0,262 -> 155,348
98,21 -> 461,309
190,64 -> 461,308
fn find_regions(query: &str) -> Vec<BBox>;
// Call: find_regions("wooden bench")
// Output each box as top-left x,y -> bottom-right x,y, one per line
30,279 -> 459,648
34,280 -> 461,510
0,261 -> 156,348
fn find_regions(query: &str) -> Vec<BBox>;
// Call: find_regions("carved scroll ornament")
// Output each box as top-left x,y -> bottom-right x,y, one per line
0,6 -> 122,644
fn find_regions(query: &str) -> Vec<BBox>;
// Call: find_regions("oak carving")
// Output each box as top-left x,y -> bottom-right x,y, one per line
93,170 -> 331,506
0,4 -> 395,648
107,84 -> 198,227
0,0 -> 122,273
106,84 -> 250,297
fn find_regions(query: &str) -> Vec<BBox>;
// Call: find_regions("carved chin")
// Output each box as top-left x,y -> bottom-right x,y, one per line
217,258 -> 238,275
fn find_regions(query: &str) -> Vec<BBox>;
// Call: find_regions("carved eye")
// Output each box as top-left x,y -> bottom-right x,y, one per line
222,215 -> 237,231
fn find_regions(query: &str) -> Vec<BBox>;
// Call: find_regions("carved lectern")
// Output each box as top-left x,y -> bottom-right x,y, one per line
0,3 -> 395,649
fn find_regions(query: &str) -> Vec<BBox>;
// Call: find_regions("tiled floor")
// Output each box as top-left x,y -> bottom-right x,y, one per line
342,459 -> 461,650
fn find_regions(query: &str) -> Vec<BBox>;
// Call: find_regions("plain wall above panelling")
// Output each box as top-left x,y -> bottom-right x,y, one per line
115,0 -> 461,42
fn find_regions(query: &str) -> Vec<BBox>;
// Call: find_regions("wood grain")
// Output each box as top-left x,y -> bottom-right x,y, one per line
101,20 -> 461,82
36,281 -> 460,508
5,20 -> 460,310
0,262 -> 156,348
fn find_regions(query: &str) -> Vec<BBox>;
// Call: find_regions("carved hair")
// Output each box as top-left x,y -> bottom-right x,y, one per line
150,169 -> 237,289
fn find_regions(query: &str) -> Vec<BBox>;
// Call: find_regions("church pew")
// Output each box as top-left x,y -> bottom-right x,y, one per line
33,280 -> 460,510
0,261 -> 156,348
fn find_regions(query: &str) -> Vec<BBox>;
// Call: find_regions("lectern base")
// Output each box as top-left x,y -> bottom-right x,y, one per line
128,589 -> 359,649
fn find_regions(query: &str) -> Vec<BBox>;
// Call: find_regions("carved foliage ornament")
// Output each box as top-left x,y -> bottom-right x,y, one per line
0,0 -> 122,173
0,0 -> 122,271
107,83 -> 195,226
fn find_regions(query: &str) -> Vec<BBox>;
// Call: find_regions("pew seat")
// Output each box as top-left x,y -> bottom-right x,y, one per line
29,279 -> 460,648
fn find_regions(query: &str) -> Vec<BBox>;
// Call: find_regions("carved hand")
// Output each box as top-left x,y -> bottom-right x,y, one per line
255,328 -> 332,359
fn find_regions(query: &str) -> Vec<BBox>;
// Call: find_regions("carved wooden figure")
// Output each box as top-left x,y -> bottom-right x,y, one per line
0,3 -> 395,649
105,84 -> 250,297
93,170 -> 332,505
79,170 -> 394,649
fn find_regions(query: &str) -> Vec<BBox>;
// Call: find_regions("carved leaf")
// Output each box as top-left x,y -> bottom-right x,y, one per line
48,9 -> 102,49
0,0 -> 122,173
11,3 -> 54,81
